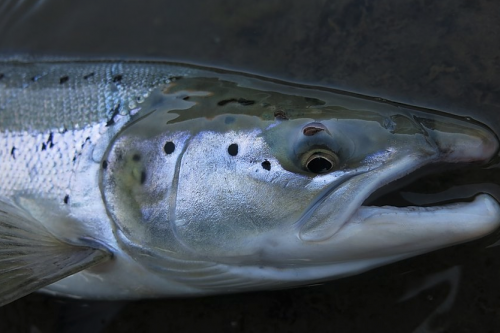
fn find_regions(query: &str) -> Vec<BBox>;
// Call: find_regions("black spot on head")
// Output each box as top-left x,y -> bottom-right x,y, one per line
304,97 -> 325,105
10,147 -> 16,159
261,160 -> 271,171
217,98 -> 256,107
113,74 -> 123,83
83,72 -> 95,80
164,141 -> 175,154
140,171 -> 147,184
59,76 -> 69,84
228,143 -> 238,156
225,116 -> 235,124
63,195 -> 69,204
102,160 -> 108,169
218,98 -> 237,106
132,154 -> 141,162
41,142 -> 47,151
237,98 -> 255,106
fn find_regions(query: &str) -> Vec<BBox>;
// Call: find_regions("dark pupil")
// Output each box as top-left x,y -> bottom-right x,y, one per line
307,156 -> 333,174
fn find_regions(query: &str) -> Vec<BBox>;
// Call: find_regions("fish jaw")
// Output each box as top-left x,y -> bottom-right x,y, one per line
233,194 -> 500,281
346,194 -> 500,257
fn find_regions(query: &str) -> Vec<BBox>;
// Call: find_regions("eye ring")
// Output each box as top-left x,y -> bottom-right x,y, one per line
301,149 -> 339,174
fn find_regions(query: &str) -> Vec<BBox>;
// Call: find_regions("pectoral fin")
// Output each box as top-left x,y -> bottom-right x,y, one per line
0,200 -> 111,306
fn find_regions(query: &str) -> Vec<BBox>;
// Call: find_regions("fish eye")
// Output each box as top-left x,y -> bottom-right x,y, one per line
301,149 -> 339,174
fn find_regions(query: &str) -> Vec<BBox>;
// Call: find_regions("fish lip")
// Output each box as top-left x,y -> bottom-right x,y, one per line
353,193 -> 500,237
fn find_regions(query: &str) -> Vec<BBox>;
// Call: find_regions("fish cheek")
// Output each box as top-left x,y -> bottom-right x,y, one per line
101,146 -> 148,238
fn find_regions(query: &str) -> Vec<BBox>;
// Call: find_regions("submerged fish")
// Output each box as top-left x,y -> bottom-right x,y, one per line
0,59 -> 499,306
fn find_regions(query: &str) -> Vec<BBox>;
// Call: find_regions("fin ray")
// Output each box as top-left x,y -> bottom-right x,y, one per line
0,200 -> 111,306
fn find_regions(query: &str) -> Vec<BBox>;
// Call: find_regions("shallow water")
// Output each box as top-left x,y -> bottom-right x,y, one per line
1,0 -> 500,332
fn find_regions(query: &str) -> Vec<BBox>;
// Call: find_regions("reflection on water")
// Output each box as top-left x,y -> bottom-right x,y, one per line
0,0 -> 500,332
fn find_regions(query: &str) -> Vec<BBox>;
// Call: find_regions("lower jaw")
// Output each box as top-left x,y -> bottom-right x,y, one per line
348,194 -> 500,254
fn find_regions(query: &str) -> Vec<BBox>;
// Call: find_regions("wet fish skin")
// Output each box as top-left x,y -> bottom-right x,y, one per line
0,59 -> 499,304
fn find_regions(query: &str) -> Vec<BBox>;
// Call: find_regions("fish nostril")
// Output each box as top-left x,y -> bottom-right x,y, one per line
164,141 -> 175,154
302,122 -> 330,136
303,126 -> 324,136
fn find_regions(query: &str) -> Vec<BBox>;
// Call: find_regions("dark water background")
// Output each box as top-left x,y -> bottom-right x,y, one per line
1,0 -> 500,332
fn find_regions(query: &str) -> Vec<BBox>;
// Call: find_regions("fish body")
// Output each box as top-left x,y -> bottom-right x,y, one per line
0,59 -> 499,305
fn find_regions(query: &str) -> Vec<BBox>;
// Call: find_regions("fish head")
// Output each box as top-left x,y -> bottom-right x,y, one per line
101,78 -> 500,290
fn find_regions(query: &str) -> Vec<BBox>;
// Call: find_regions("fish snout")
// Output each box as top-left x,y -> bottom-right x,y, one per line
419,116 -> 499,163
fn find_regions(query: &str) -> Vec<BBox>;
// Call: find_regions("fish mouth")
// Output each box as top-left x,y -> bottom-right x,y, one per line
351,163 -> 500,243
363,162 -> 500,208
298,159 -> 500,243
297,163 -> 500,262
